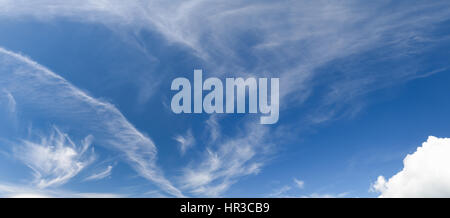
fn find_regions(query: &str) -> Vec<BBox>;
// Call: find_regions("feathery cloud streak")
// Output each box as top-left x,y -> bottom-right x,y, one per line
14,126 -> 95,188
84,165 -> 113,181
0,47 -> 183,197
1,0 -> 448,119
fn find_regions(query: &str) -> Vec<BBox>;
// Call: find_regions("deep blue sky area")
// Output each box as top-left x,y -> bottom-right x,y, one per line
1,1 -> 450,198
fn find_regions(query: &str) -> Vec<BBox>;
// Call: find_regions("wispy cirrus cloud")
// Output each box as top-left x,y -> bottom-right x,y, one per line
181,123 -> 272,197
205,115 -> 221,143
84,165 -> 113,181
300,192 -> 349,198
267,185 -> 349,198
14,126 -> 95,188
0,90 -> 16,113
0,47 -> 183,197
1,1 -> 449,110
1,1 -> 449,124
267,185 -> 292,198
294,178 -> 305,189
174,129 -> 195,155
0,183 -> 124,198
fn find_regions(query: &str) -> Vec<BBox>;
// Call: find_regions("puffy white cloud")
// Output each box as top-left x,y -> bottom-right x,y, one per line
371,136 -> 450,197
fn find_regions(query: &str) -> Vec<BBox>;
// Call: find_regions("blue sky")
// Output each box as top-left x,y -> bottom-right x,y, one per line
0,0 -> 450,197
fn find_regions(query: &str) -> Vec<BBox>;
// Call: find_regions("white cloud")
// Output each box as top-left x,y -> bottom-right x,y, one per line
268,186 -> 292,198
14,126 -> 95,188
0,47 -> 183,197
301,192 -> 348,198
294,178 -> 305,189
181,123 -> 271,197
1,1 -> 448,77
371,136 -> 450,197
84,165 -> 113,181
174,129 -> 195,155
205,115 -> 220,142
0,183 -> 124,198
1,90 -> 16,113
0,184 -> 51,198
73,192 -> 122,198
1,1 -> 450,197
0,2 -> 448,122
267,184 -> 348,198
0,2 -> 447,123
